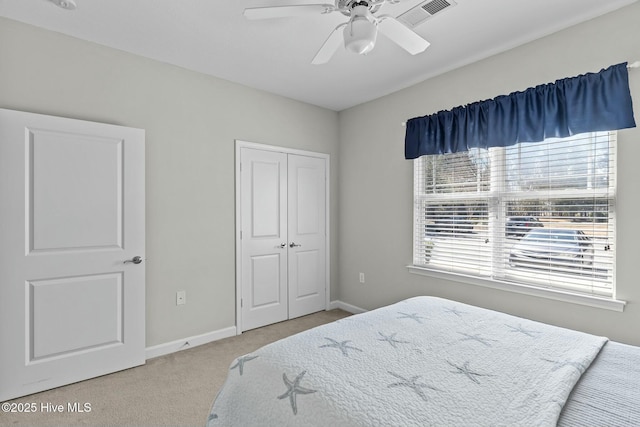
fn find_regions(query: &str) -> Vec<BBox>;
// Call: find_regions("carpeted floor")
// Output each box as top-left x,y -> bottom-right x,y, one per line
0,309 -> 351,427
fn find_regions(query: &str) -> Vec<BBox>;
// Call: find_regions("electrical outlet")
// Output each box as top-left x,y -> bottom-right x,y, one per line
176,290 -> 186,305
359,272 -> 365,283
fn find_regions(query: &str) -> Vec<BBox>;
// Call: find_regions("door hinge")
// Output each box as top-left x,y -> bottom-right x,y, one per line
241,298 -> 243,308
240,230 -> 242,240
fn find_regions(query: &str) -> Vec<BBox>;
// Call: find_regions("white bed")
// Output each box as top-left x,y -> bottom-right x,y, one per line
207,296 -> 640,426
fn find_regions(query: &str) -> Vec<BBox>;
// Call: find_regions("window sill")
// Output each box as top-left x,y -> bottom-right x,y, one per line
406,265 -> 626,312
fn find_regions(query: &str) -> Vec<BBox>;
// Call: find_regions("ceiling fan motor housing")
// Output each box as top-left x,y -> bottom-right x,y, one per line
343,5 -> 378,54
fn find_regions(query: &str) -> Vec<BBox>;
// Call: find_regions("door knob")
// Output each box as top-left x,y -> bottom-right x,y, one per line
289,242 -> 302,248
124,256 -> 143,264
278,243 -> 287,248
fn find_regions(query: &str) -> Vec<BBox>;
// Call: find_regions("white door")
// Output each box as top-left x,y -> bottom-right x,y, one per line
287,154 -> 326,319
0,109 -> 145,402
238,144 -> 328,332
239,148 -> 289,331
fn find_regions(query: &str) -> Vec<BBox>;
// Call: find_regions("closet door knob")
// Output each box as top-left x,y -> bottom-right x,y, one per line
278,243 -> 287,248
289,242 -> 301,248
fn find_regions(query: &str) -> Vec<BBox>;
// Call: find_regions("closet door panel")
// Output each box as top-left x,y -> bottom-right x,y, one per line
239,148 -> 288,331
287,154 -> 326,319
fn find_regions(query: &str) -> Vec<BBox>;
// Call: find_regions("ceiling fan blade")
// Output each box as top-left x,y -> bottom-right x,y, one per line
377,16 -> 430,55
311,23 -> 347,65
244,4 -> 335,20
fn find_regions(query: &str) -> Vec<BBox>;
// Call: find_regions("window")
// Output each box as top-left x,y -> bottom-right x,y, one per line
413,131 -> 616,299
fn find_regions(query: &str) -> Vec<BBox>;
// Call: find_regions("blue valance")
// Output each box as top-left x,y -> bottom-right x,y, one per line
405,63 -> 636,159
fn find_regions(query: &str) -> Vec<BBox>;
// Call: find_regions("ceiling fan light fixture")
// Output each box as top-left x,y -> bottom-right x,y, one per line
343,15 -> 377,55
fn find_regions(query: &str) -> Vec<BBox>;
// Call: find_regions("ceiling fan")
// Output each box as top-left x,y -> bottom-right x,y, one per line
244,0 -> 431,64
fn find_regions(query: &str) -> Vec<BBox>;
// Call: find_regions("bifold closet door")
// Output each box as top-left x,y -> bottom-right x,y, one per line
239,147 -> 326,331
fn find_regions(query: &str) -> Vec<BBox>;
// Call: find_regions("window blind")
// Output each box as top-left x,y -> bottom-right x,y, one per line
413,131 -> 616,298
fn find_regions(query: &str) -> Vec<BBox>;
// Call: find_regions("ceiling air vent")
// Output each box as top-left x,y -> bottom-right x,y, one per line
397,0 -> 457,29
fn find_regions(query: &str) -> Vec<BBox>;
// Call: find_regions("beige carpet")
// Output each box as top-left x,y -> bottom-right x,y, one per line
0,309 -> 351,427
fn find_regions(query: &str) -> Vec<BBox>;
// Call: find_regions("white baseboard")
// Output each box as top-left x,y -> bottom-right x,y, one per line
329,300 -> 366,314
145,326 -> 238,360
146,304 -> 366,360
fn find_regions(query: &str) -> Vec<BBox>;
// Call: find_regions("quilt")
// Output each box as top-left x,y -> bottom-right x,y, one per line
207,296 -> 607,426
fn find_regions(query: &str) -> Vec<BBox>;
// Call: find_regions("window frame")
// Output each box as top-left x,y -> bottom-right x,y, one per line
408,132 -> 625,312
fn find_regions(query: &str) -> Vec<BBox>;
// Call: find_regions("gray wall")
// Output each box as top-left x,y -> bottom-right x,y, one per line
338,2 -> 640,345
2,1 -> 639,350
0,17 -> 340,347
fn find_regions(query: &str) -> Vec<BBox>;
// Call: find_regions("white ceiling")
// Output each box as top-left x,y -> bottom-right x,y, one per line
1,0 -> 637,111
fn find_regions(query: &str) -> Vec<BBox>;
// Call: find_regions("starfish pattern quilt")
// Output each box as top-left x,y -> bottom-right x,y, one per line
207,296 -> 610,426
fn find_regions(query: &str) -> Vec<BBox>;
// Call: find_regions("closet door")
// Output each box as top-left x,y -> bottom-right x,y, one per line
288,154 -> 326,319
239,148 -> 289,331
237,144 -> 328,332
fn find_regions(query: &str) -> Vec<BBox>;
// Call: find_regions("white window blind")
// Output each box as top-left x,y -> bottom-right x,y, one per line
413,131 -> 616,298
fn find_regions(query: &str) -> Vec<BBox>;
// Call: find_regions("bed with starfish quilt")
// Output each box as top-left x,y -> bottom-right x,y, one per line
206,296 -> 640,426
